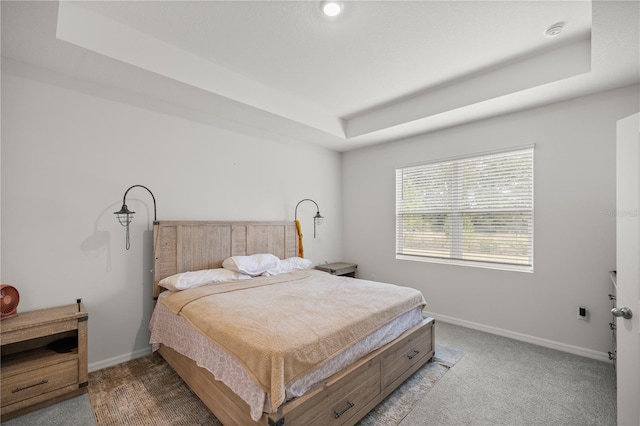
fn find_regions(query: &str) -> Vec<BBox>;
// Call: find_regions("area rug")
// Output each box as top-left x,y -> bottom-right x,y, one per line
88,345 -> 464,425
2,394 -> 97,426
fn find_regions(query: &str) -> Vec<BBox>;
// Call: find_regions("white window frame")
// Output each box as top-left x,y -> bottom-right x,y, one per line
395,146 -> 534,272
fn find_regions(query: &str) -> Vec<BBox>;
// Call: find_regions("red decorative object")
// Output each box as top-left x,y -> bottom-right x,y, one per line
1,285 -> 20,319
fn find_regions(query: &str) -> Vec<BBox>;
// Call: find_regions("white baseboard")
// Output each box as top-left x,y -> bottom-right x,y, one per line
429,312 -> 611,363
88,346 -> 152,372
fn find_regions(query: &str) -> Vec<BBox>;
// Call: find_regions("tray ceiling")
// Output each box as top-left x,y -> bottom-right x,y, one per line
2,1 -> 638,151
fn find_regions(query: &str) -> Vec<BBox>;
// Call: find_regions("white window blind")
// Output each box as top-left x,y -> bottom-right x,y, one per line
395,147 -> 534,271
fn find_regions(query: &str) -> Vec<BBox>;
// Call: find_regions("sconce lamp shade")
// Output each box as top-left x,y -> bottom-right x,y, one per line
114,184 -> 157,250
114,204 -> 135,227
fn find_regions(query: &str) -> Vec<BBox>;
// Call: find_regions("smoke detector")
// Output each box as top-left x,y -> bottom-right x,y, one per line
544,23 -> 564,38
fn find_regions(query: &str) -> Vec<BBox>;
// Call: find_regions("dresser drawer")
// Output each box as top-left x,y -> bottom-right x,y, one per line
1,359 -> 78,407
382,324 -> 432,389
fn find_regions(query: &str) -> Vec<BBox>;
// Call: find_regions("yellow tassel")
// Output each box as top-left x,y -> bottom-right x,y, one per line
295,220 -> 304,258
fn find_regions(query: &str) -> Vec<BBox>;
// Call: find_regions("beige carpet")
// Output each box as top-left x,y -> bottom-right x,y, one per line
88,345 -> 463,425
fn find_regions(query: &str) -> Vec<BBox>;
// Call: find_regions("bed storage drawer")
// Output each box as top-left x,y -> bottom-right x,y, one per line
284,358 -> 381,426
381,322 -> 433,390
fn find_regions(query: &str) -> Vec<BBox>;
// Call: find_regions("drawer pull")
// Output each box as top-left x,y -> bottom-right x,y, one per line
407,350 -> 420,360
334,401 -> 355,418
12,380 -> 49,393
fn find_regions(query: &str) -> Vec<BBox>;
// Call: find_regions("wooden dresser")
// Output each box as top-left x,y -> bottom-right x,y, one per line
1,303 -> 88,421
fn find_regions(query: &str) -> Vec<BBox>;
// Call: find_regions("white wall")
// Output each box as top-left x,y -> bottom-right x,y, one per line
3,60 -> 636,369
343,84 -> 640,359
1,64 -> 342,370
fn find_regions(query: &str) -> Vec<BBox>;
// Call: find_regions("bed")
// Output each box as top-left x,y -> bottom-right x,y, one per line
150,221 -> 435,426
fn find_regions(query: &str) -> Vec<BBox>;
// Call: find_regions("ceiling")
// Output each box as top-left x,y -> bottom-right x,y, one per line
2,1 -> 638,152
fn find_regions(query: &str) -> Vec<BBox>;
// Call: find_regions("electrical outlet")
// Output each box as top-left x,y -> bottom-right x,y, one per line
577,306 -> 588,321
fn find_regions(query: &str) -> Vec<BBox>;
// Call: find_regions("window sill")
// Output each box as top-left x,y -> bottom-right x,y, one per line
396,254 -> 533,273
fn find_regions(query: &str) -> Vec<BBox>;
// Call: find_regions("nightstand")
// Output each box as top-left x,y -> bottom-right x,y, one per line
316,262 -> 358,278
1,303 -> 88,421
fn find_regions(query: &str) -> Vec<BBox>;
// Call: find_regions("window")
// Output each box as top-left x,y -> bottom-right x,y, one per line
395,147 -> 534,272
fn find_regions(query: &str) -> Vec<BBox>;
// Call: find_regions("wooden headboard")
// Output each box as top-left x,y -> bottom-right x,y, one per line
152,221 -> 298,298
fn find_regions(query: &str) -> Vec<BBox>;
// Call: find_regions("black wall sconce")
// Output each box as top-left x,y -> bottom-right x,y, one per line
295,198 -> 323,238
114,185 -> 158,250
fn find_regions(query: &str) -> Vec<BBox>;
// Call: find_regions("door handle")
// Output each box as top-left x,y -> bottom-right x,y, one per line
611,306 -> 633,319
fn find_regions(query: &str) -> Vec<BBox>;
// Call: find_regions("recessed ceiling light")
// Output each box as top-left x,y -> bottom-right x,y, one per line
544,23 -> 564,38
321,1 -> 343,17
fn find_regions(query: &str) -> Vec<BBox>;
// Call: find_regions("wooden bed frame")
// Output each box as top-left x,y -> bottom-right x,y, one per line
153,221 -> 435,426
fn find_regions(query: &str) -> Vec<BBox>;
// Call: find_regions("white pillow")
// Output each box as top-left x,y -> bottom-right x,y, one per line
262,257 -> 313,276
159,268 -> 251,291
222,253 -> 280,276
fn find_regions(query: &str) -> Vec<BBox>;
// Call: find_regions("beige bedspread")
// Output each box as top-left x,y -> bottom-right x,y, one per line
161,269 -> 426,410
